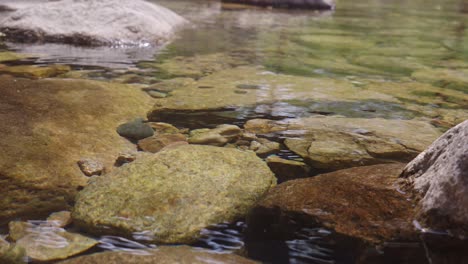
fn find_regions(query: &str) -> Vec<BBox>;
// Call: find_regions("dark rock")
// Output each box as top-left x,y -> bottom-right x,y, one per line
116,118 -> 154,140
221,0 -> 335,9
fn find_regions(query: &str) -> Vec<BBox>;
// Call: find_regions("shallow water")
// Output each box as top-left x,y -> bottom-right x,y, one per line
1,0 -> 467,263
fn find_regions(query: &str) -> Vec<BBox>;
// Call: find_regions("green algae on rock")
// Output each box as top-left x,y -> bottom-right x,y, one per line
0,64 -> 71,79
72,145 -> 276,244
245,116 -> 441,170
0,52 -> 26,62
0,75 -> 153,226
58,245 -> 259,264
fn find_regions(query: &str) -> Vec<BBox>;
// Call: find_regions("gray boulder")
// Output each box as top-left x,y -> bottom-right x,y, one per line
72,145 -> 276,244
0,0 -> 187,46
401,120 -> 468,236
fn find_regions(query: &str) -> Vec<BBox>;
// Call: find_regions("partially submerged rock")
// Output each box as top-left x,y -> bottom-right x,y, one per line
46,211 -> 72,228
0,75 -> 152,226
221,0 -> 335,9
245,117 -> 441,170
9,221 -> 97,262
249,138 -> 280,156
400,120 -> 468,236
72,145 -> 276,244
0,0 -> 187,46
248,164 -> 415,244
58,245 -> 258,264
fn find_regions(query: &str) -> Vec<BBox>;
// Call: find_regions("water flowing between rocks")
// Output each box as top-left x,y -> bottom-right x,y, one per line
0,0 -> 467,263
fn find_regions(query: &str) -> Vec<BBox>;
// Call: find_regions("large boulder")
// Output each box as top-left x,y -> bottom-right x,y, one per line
245,117 -> 441,170
0,75 -> 153,226
248,164 -> 416,245
72,145 -> 276,244
0,0 -> 187,46
58,246 -> 258,264
221,0 -> 335,9
400,120 -> 468,236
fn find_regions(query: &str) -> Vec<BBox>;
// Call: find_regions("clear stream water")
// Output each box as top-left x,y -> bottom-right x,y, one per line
1,0 -> 467,263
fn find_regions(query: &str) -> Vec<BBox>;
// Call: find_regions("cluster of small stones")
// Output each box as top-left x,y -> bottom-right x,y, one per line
111,117 -> 310,182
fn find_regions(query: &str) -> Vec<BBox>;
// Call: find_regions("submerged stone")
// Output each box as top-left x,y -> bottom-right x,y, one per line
400,120 -> 468,236
138,133 -> 187,153
9,221 -> 97,262
189,124 -> 242,146
245,117 -> 441,170
0,64 -> 70,79
0,75 -> 152,226
0,0 -> 187,46
0,51 -> 25,62
72,145 -> 276,244
58,245 -> 259,264
77,159 -> 105,177
116,118 -> 154,141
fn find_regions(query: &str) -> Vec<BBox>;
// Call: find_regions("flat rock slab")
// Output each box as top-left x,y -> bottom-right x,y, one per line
0,0 -> 187,46
72,145 -> 276,244
401,120 -> 468,236
248,164 -> 416,244
0,75 -> 152,226
58,246 -> 258,264
245,116 -> 441,170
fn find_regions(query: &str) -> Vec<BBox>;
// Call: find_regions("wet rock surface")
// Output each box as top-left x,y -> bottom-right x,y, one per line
0,0 -> 187,46
245,117 -> 441,170
0,75 -> 152,226
72,145 -> 276,244
401,120 -> 468,236
58,245 -> 259,264
8,221 -> 97,262
248,164 -> 415,244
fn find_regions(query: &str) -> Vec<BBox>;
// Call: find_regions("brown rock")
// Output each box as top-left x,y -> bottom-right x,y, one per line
248,164 -> 416,244
77,159 -> 105,177
58,245 -> 258,264
138,133 -> 187,153
266,156 -> 310,182
115,152 -> 137,166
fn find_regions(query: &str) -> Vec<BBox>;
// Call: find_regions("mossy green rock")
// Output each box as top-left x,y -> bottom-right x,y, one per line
0,64 -> 71,79
72,145 -> 276,244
